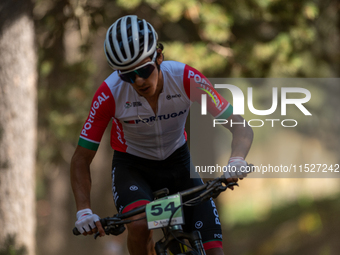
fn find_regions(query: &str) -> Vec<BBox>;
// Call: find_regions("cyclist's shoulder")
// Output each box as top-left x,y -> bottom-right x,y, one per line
90,72 -> 129,103
99,71 -> 129,97
161,60 -> 186,75
162,61 -> 206,82
104,71 -> 123,88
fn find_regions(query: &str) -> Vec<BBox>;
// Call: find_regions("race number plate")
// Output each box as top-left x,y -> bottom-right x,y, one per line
145,194 -> 184,230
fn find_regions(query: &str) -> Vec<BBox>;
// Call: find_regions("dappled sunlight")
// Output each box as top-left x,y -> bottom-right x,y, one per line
1,0 -> 336,255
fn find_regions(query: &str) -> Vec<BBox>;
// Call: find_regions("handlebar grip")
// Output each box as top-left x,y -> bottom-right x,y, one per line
73,218 -> 108,236
73,227 -> 81,236
100,218 -> 107,227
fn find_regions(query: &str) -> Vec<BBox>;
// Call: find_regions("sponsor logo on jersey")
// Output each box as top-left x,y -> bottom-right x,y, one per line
195,221 -> 203,229
118,205 -> 124,213
187,68 -> 224,110
112,167 -> 119,204
214,234 -> 222,239
125,101 -> 142,108
81,92 -> 110,137
166,94 -> 181,100
124,120 -> 136,124
125,102 -> 132,108
113,118 -> 125,144
198,87 -> 218,106
129,185 -> 138,191
211,198 -> 221,225
197,82 -> 224,110
123,109 -> 187,124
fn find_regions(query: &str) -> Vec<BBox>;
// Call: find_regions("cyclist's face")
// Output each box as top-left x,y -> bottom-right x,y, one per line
122,56 -> 163,99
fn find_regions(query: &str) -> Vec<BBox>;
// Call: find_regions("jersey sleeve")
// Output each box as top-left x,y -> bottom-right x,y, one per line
78,82 -> 115,150
183,65 -> 233,119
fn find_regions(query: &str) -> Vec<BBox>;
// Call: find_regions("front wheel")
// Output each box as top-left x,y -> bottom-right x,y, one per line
156,229 -> 206,255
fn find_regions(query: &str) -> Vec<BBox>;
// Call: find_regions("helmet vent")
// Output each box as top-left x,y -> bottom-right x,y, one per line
104,15 -> 158,70
126,17 -> 135,58
116,19 -> 127,60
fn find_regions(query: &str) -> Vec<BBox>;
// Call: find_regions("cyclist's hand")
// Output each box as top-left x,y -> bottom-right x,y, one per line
75,209 -> 105,237
223,157 -> 249,182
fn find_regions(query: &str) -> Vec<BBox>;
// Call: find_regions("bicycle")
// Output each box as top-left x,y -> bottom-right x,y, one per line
73,176 -> 239,255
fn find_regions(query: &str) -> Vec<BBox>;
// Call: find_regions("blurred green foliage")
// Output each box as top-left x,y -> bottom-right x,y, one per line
33,0 -> 339,209
33,1 -> 339,254
0,235 -> 27,255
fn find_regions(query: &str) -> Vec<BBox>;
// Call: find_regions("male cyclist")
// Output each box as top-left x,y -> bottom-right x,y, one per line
71,15 -> 253,255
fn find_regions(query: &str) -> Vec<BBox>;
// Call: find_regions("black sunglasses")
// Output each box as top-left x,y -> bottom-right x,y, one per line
119,61 -> 156,83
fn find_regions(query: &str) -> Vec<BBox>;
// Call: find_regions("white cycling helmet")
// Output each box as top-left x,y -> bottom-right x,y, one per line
104,15 -> 158,70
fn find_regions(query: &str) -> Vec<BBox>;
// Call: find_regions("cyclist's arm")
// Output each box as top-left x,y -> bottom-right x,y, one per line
70,82 -> 114,236
70,145 -> 105,236
70,145 -> 96,211
182,65 -> 253,167
225,114 -> 253,159
71,81 -> 114,207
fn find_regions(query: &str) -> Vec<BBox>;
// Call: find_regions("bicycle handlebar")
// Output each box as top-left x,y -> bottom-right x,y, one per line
73,216 -> 127,236
73,176 -> 238,237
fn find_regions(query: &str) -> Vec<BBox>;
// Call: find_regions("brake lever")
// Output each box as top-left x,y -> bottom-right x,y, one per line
94,223 -> 126,239
94,228 -> 110,239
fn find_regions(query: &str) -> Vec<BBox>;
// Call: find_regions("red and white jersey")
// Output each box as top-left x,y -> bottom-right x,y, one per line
78,61 -> 233,160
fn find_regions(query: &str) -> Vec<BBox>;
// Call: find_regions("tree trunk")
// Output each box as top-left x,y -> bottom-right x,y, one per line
0,0 -> 37,254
